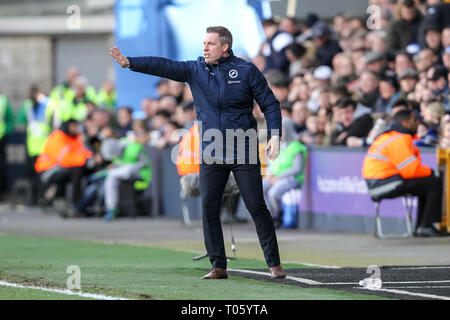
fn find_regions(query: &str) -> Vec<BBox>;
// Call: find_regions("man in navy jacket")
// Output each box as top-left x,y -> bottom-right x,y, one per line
111,26 -> 286,280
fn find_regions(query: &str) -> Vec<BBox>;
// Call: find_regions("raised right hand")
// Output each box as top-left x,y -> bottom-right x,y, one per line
110,46 -> 130,68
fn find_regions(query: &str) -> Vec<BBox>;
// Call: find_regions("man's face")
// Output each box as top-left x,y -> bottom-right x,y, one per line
400,77 -> 417,93
379,81 -> 396,99
417,50 -> 435,72
426,30 -> 441,50
395,55 -> 413,75
359,72 -> 379,94
67,122 -> 79,136
400,6 -> 416,22
203,32 -> 228,64
404,113 -> 418,134
339,105 -> 354,128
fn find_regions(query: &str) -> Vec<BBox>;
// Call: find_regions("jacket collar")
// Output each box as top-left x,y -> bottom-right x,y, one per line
218,50 -> 234,64
387,120 -> 415,136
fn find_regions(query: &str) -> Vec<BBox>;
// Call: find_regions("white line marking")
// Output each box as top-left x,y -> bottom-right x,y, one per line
321,280 -> 450,286
389,266 -> 450,270
0,281 -> 130,300
228,268 -> 322,285
284,261 -> 342,269
362,288 -> 450,300
383,286 -> 450,289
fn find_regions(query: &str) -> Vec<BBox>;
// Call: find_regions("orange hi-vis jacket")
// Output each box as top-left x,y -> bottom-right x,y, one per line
176,124 -> 200,176
362,130 -> 431,181
35,129 -> 93,173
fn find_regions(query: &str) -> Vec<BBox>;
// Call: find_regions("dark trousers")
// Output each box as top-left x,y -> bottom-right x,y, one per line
200,162 -> 281,269
0,136 -> 8,196
42,166 -> 85,204
395,174 -> 443,229
26,155 -> 40,204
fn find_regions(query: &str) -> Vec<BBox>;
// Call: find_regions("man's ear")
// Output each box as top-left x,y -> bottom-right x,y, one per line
223,43 -> 230,54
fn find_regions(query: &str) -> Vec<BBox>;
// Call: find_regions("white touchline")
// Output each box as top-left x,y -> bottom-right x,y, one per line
284,261 -> 342,269
364,288 -> 450,300
227,269 -> 322,285
0,281 -> 130,300
319,280 -> 450,286
390,266 -> 450,270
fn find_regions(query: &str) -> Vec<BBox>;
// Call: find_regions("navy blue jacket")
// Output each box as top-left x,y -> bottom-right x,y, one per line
127,51 -> 281,162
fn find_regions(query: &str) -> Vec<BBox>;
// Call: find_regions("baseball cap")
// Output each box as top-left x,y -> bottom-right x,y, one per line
398,68 -> 419,80
313,65 -> 333,80
365,51 -> 385,64
312,21 -> 330,38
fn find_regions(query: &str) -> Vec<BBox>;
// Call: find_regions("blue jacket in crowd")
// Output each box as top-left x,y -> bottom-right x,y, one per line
127,51 -> 282,162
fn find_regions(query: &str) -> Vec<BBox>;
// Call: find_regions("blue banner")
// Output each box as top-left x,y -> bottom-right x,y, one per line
114,0 -> 270,111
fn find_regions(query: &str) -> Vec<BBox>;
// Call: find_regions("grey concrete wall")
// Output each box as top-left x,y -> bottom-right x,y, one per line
0,36 -> 53,111
270,0 -> 369,19
53,34 -> 115,91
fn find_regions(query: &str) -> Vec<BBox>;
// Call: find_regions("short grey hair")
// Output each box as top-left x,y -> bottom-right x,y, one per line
206,26 -> 233,51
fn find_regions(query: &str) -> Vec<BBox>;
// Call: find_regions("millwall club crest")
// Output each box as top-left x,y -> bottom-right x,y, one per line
228,69 -> 238,78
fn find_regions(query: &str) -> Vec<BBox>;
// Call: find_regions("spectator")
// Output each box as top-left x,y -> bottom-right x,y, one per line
264,137 -> 308,227
16,86 -> 51,202
364,51 -> 388,75
362,108 -> 443,237
394,51 -> 415,76
291,101 -> 309,134
158,95 -> 177,113
397,68 -> 419,100
331,53 -> 357,88
308,65 -> 333,112
156,79 -> 169,98
331,98 -> 374,146
356,70 -> 380,110
280,101 -> 293,119
100,138 -> 152,221
374,71 -> 400,114
423,24 -> 442,54
35,119 -> 93,208
365,30 -> 387,53
442,46 -> 450,70
180,101 -> 197,129
167,80 -> 185,104
415,48 -> 439,72
96,80 -> 117,111
416,101 -> 445,146
298,112 -> 322,145
284,43 -> 307,78
261,18 -> 293,75
141,97 -> 159,130
265,70 -> 290,103
279,16 -> 301,38
311,21 -> 342,67
149,110 -> 171,146
333,12 -> 347,38
117,107 -> 133,138
0,92 -> 15,199
132,118 -> 151,145
385,0 -> 423,52
441,26 -> 450,49
46,76 -> 94,129
422,1 -> 450,33
439,113 -> 450,148
426,64 -> 449,108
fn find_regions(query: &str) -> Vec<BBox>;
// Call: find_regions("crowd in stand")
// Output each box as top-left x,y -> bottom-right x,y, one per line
254,0 -> 450,151
2,0 -> 450,222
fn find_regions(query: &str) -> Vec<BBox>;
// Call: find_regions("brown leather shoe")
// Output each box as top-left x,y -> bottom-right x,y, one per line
201,268 -> 228,279
269,265 -> 286,279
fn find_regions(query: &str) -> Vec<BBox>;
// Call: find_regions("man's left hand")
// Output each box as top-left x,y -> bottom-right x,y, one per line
266,136 -> 280,161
